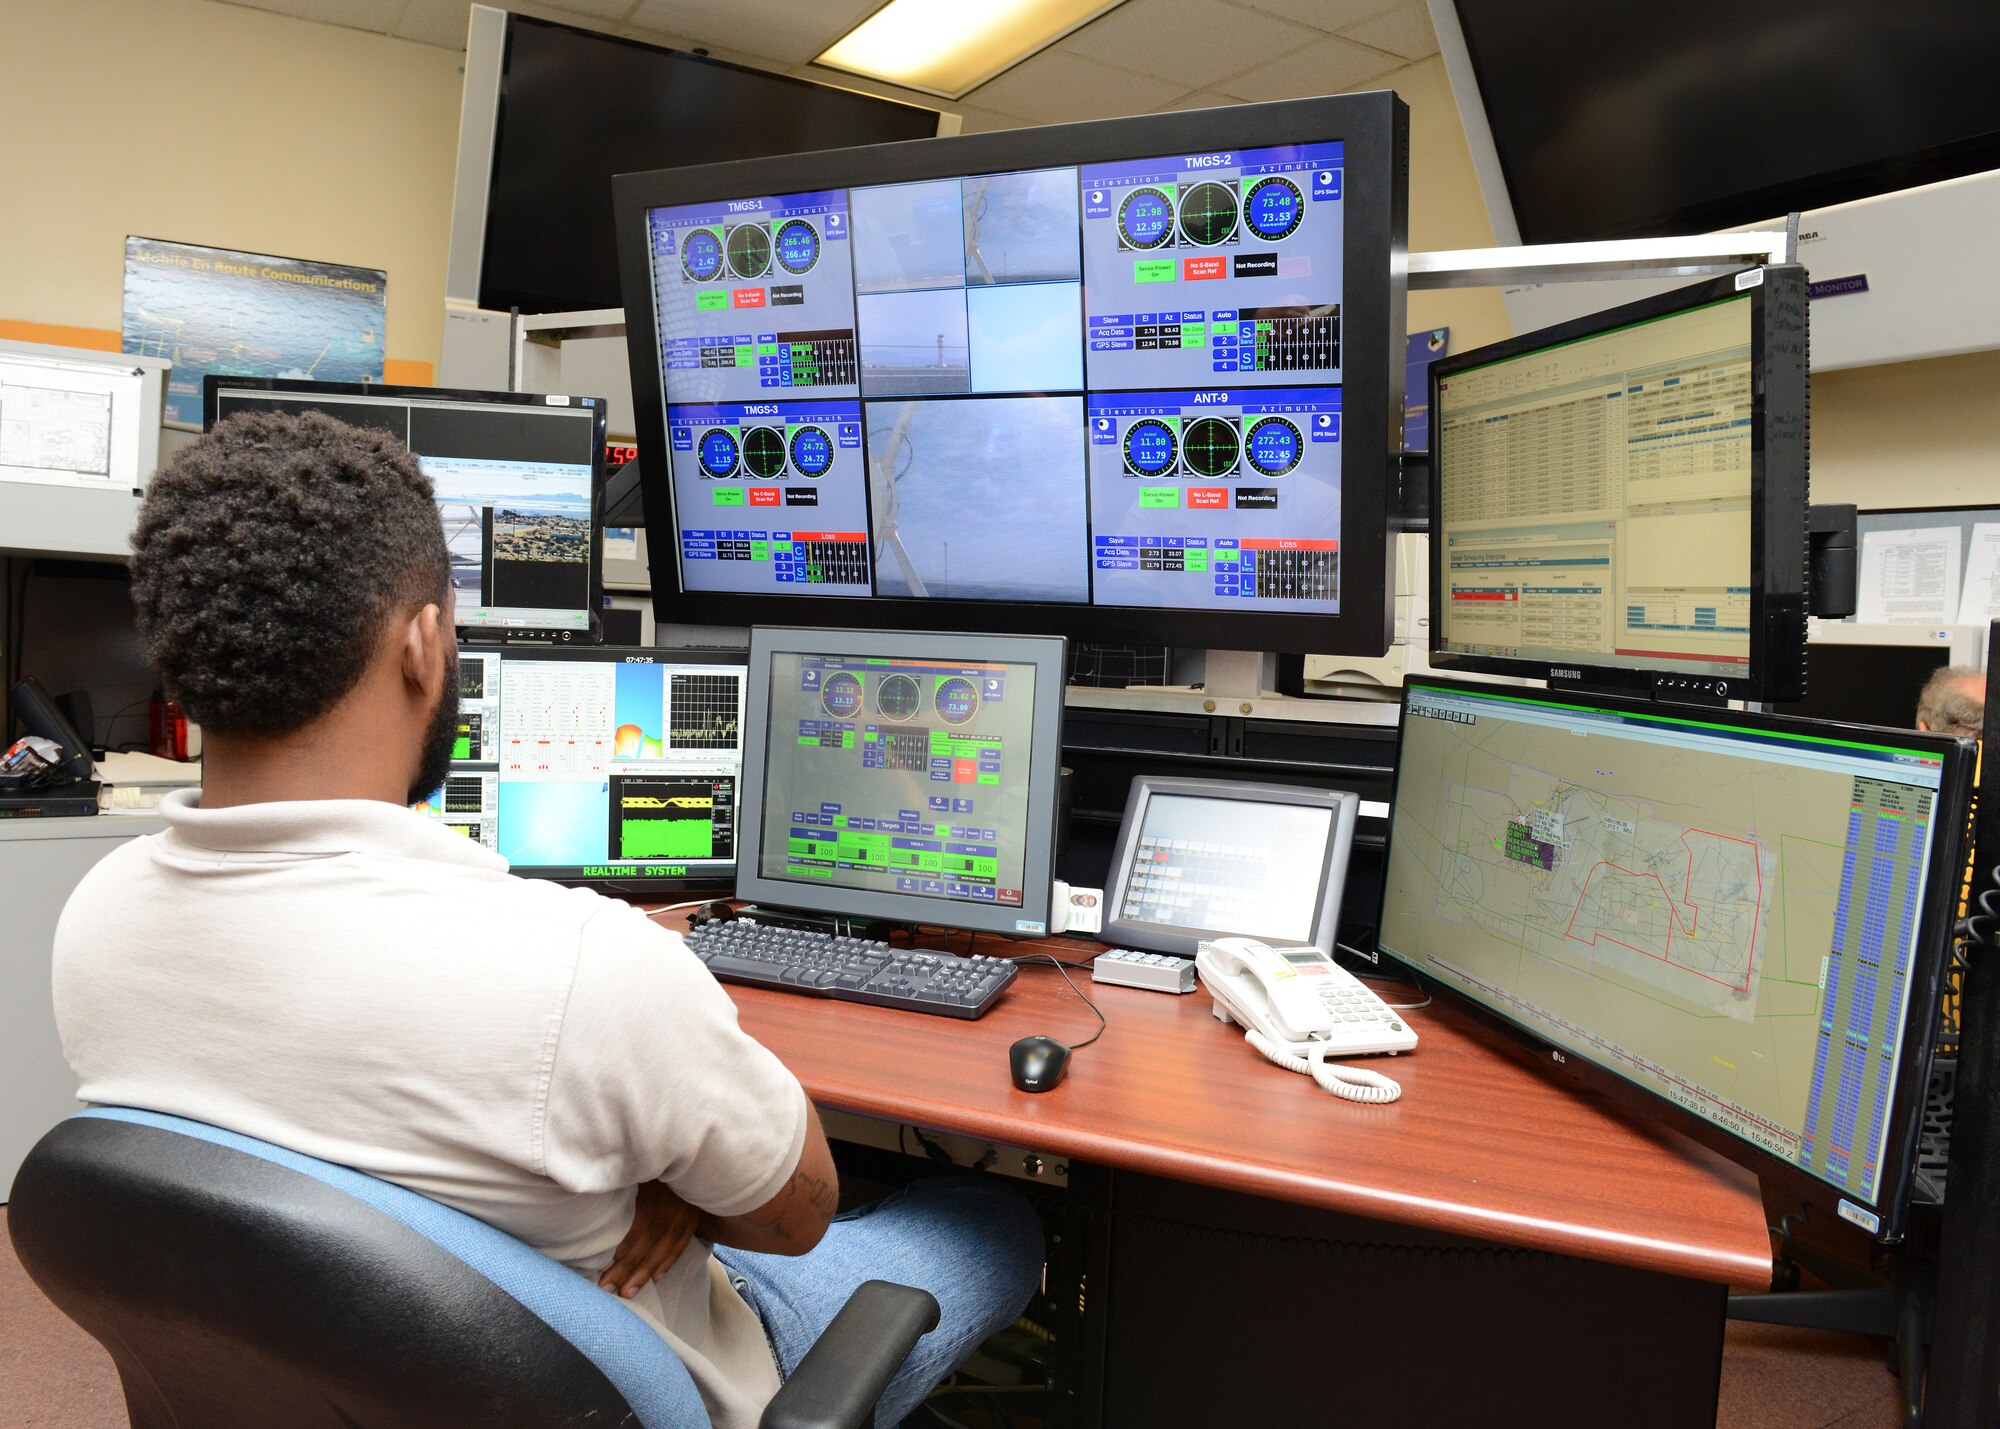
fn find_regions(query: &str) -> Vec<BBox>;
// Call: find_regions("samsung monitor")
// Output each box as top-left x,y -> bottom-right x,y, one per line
1429,266 -> 1809,703
418,644 -> 746,889
1379,675 -> 1974,1241
734,627 -> 1067,938
206,379 -> 606,641
1102,776 -> 1360,956
614,93 -> 1409,655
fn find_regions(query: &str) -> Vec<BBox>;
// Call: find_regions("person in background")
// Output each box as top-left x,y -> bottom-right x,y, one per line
52,411 -> 1041,1429
1916,665 -> 1986,737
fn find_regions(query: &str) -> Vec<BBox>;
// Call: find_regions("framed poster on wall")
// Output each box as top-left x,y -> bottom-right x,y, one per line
121,236 -> 387,427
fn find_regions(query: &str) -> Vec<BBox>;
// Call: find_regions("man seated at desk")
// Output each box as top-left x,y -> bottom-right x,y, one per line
51,410 -> 1041,1428
1916,664 -> 1985,737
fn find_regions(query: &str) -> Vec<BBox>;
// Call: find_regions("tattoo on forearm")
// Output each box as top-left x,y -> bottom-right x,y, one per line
763,1161 -> 839,1246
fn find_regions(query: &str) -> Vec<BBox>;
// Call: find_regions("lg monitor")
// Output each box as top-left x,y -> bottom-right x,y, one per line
614,93 -> 1409,655
206,379 -> 606,641
733,627 -> 1068,939
1102,776 -> 1359,957
1379,675 -> 1975,1241
418,644 -> 746,890
1429,266 -> 1809,702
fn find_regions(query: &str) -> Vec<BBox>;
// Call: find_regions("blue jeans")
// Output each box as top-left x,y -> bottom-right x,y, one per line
715,1176 -> 1043,1427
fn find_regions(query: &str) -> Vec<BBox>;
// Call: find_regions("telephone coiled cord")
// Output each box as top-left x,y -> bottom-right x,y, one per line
1245,1029 -> 1402,1104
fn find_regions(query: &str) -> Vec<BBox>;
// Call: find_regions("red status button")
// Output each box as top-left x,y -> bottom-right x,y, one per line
748,487 -> 781,506
732,288 -> 766,308
1186,487 -> 1228,509
1183,256 -> 1227,281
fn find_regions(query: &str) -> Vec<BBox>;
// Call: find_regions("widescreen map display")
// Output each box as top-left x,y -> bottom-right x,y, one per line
646,143 -> 1346,615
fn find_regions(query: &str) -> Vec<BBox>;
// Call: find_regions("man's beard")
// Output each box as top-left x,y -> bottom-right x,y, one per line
407,650 -> 462,807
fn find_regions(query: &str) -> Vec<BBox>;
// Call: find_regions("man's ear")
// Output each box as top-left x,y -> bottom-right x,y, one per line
399,601 -> 448,701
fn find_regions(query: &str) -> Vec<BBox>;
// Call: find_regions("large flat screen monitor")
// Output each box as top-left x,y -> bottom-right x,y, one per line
206,379 -> 606,641
1429,267 -> 1809,703
733,627 -> 1067,938
1379,675 -> 1974,1241
417,644 -> 746,890
614,94 -> 1408,655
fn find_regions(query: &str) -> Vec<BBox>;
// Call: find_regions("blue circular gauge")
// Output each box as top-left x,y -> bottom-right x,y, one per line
1117,187 -> 1175,250
680,229 -> 724,282
1244,176 -> 1304,241
789,425 -> 834,477
696,427 -> 739,479
1122,418 -> 1178,477
1246,416 -> 1303,476
822,672 -> 863,719
725,223 -> 772,279
775,219 -> 820,275
935,677 -> 979,726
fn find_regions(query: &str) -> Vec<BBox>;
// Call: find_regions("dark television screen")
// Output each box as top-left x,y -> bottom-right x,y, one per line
481,15 -> 938,313
1450,0 -> 2000,243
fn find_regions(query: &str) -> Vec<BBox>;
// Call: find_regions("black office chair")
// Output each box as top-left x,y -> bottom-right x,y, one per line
10,1108 -> 939,1429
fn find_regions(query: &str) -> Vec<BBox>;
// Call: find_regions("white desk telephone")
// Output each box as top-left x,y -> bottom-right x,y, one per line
1196,936 -> 1417,1104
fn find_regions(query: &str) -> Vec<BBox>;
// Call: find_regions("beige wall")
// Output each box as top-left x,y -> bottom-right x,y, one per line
1812,350 -> 2000,510
0,0 -> 461,376
1358,55 -> 1511,354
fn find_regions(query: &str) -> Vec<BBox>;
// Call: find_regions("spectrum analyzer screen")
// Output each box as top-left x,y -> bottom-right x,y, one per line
417,646 -> 746,887
753,652 -> 1040,911
645,142 -> 1347,615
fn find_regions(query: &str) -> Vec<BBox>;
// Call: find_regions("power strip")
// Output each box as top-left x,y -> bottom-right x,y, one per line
1091,948 -> 1197,994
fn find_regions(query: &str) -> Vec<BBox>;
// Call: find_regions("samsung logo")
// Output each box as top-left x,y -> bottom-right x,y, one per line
1184,153 -> 1234,168
1551,667 -> 1583,679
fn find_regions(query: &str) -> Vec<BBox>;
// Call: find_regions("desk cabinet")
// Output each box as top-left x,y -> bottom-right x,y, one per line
0,815 -> 163,1195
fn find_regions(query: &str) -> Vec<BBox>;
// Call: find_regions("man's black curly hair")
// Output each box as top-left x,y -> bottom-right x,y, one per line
129,409 -> 451,737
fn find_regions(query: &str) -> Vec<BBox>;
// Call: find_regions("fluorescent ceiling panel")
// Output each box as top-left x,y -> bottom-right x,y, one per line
816,0 -> 1133,100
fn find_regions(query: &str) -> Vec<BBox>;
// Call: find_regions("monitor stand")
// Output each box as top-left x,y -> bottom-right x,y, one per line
1199,649 -> 1278,706
733,903 -> 896,938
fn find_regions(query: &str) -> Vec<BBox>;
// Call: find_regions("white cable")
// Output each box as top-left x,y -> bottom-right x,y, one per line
1246,1029 -> 1402,1104
646,898 -> 712,921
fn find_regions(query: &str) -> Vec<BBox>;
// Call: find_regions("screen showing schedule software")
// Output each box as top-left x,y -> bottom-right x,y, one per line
646,142 -> 1346,615
1380,681 -> 1953,1209
754,653 -> 1039,910
1433,294 -> 1754,679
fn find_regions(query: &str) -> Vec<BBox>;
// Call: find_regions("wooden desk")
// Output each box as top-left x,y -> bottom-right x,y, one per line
661,914 -> 1771,1423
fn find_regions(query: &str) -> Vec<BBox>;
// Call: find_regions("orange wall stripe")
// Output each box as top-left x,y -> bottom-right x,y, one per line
0,319 -> 433,389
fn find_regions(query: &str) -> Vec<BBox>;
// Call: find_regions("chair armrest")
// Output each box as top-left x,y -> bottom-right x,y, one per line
759,1279 -> 942,1429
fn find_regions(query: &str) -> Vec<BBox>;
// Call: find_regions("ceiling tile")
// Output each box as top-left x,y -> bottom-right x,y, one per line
1225,0 -> 1402,31
968,49 -> 1183,124
508,2 -> 621,34
950,105 -> 1027,135
391,0 -> 473,48
536,0 -> 639,19
1157,89 -> 1246,113
1060,0 -> 1315,92
1213,33 -> 1399,101
1341,2 -> 1437,60
221,0 -> 406,29
629,0 -> 875,65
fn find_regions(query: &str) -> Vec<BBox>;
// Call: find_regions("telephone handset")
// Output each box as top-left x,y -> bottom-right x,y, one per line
1196,937 -> 1417,1104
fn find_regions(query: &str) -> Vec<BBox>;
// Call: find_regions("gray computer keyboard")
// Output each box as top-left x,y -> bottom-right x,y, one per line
683,920 -> 1017,1019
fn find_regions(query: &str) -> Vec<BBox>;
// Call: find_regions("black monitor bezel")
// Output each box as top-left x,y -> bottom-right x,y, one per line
453,642 -> 747,892
1100,775 -> 1360,956
203,376 -> 609,643
1377,673 -> 1973,1244
1427,266 -> 1809,703
612,93 -> 1408,656
733,626 -> 1068,938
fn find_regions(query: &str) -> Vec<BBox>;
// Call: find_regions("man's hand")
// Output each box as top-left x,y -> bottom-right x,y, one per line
599,1179 -> 701,1299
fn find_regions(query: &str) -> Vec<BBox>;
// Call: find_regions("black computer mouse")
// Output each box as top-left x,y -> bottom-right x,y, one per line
688,901 -> 736,928
1010,1035 -> 1071,1093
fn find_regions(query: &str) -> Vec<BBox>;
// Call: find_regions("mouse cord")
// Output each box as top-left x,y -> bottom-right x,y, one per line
1005,952 -> 1107,1050
647,899 -> 716,922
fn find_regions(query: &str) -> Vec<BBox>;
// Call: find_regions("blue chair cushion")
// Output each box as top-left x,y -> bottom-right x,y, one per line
75,1107 -> 711,1429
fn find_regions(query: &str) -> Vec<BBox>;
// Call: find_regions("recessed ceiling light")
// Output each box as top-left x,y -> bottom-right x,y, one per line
815,0 -> 1133,101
